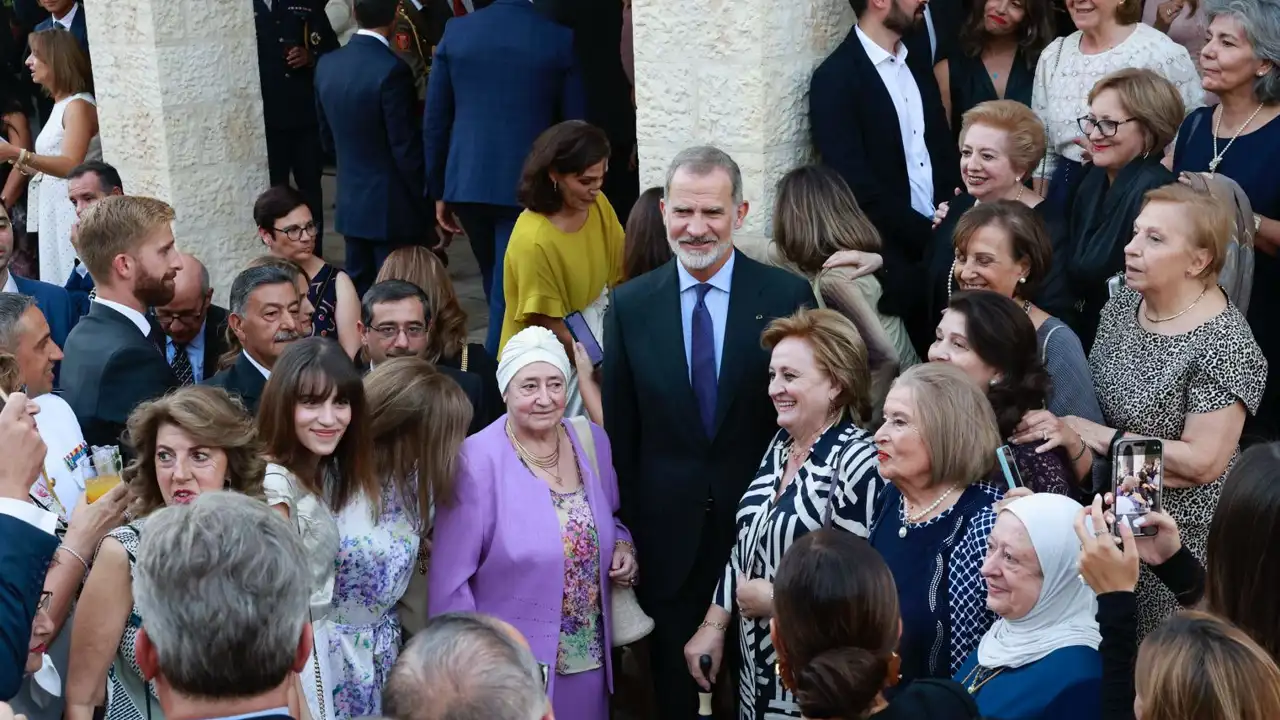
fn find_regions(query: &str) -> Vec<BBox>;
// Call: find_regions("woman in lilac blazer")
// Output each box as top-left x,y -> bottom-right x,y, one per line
430,327 -> 636,720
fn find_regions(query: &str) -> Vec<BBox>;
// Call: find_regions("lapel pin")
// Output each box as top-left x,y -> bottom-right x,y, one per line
755,314 -> 763,320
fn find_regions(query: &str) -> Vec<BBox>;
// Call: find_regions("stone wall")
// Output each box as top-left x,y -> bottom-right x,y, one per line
89,0 -> 269,304
631,0 -> 854,260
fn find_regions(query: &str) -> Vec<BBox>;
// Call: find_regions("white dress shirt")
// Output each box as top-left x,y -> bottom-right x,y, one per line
53,2 -> 79,29
677,250 -> 735,381
92,297 -> 151,335
0,498 -> 57,534
356,29 -> 391,48
166,322 -> 208,383
856,25 -> 935,219
1,272 -> 16,293
245,351 -> 272,380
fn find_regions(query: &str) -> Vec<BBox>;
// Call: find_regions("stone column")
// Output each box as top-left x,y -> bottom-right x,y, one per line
631,0 -> 854,260
89,0 -> 269,303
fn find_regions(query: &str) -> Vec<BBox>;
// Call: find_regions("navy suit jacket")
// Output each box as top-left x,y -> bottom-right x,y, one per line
204,353 -> 269,416
423,0 -> 585,207
315,34 -> 430,242
12,275 -> 76,351
63,266 -> 94,319
34,5 -> 88,51
0,514 -> 58,701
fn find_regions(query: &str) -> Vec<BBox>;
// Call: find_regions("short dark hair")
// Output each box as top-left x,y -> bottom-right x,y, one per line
252,185 -> 309,231
944,290 -> 1051,439
951,200 -> 1053,300
228,264 -> 299,317
67,161 -> 124,193
354,0 -> 399,28
623,187 -> 672,281
516,120 -> 612,214
361,280 -> 431,327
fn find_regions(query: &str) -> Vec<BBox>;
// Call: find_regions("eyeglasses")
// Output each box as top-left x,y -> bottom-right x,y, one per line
1076,115 -> 1140,138
272,222 -> 319,242
156,306 -> 206,325
37,590 -> 51,613
370,324 -> 427,340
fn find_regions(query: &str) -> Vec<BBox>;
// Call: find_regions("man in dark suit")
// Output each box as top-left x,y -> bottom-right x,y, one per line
423,0 -> 584,353
810,0 -> 960,353
33,0 -> 87,49
603,146 -> 815,718
59,196 -> 183,451
157,254 -> 229,386
0,215 -> 75,354
254,0 -> 338,257
0,391 -> 58,701
358,280 -> 497,434
204,265 -> 304,415
64,161 -> 126,318
132,492 -> 310,720
315,0 -> 431,296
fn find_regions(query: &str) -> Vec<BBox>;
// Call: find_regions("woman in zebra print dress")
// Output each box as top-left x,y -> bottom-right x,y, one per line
683,309 -> 887,719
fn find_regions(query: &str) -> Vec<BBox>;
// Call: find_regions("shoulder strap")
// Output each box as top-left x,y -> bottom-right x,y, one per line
460,344 -> 469,373
567,415 -> 599,479
1040,323 -> 1062,362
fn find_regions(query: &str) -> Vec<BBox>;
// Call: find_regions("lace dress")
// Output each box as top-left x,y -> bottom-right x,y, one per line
31,92 -> 101,283
328,482 -> 419,719
102,521 -> 161,720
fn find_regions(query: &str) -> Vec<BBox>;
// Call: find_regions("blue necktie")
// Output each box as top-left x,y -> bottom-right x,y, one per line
691,283 -> 718,434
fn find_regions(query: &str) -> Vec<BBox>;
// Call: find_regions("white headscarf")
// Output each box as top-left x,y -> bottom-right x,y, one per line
496,326 -> 572,395
976,493 -> 1102,669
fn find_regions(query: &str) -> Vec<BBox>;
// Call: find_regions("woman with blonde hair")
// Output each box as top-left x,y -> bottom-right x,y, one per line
327,358 -> 473,718
871,362 -> 1005,684
771,165 -> 918,416
683,308 -> 886,718
1135,612 -> 1280,720
0,28 -> 100,283
64,386 -> 266,720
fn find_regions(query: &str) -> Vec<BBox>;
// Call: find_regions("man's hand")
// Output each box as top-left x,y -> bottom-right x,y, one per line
0,392 -> 45,502
286,45 -> 312,69
436,200 -> 462,235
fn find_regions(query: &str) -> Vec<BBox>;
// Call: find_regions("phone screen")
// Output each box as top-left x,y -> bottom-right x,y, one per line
996,445 -> 1023,490
1111,439 -> 1164,537
564,312 -> 603,366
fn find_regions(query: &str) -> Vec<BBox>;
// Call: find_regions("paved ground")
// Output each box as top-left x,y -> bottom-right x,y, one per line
319,173 -> 490,342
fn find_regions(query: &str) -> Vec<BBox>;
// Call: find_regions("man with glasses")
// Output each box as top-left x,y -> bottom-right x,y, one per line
155,254 -> 228,386
358,280 -> 493,433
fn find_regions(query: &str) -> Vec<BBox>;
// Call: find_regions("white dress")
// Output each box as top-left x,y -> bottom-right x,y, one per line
264,463 -> 340,720
1031,24 -> 1203,181
31,92 -> 102,283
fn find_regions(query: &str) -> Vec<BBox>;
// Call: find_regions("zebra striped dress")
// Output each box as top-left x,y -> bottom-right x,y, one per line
711,420 -> 886,719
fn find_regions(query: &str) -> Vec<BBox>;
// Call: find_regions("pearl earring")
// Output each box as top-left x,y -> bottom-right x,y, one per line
1017,276 -> 1026,284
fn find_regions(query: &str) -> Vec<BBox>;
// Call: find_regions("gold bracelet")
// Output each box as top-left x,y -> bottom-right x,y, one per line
17,149 -> 31,176
698,620 -> 728,633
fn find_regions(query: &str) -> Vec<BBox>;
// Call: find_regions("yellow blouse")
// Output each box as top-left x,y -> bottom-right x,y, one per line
499,193 -> 625,351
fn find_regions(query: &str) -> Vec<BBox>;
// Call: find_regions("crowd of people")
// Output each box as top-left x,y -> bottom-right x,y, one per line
1,0 -> 1280,717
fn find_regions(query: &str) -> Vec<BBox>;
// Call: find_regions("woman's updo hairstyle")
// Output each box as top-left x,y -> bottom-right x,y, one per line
773,530 -> 899,718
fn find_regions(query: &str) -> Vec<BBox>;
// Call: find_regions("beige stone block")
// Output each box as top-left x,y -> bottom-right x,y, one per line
696,64 -> 767,150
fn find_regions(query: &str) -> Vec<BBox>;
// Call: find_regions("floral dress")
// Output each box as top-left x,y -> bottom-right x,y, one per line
551,486 -> 604,674
328,482 -> 419,719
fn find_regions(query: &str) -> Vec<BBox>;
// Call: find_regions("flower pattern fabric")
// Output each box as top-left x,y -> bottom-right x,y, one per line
327,482 -> 419,719
552,486 -> 604,675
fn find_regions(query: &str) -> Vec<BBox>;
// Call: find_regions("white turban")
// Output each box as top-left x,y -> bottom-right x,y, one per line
497,326 -> 572,395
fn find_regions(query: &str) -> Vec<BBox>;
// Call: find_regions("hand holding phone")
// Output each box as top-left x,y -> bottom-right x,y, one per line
565,312 -> 603,367
1111,439 -> 1163,538
1075,495 -> 1140,594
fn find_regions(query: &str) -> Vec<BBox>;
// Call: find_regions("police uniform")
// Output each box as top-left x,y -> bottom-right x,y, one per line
392,0 -> 451,113
253,0 -> 338,256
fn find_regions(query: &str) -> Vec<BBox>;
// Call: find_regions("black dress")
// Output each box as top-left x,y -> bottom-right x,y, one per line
308,262 -> 341,340
876,679 -> 981,719
437,341 -> 503,429
946,48 -> 1035,137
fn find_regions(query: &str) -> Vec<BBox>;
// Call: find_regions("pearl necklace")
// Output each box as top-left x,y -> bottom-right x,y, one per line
898,483 -> 959,538
1143,284 -> 1208,324
1209,102 -> 1265,174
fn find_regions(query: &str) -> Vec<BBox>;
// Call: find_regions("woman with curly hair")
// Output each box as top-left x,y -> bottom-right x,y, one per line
928,290 -> 1074,495
64,386 -> 265,720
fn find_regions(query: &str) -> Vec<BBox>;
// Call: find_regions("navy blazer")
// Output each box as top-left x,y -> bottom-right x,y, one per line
12,275 -> 76,351
0,514 -> 58,700
204,352 -> 269,416
34,4 -> 87,51
315,34 -> 430,242
62,265 -> 93,319
810,27 -> 959,321
423,0 -> 585,206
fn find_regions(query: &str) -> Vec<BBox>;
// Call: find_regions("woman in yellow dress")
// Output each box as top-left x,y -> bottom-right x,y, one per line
501,120 -> 624,416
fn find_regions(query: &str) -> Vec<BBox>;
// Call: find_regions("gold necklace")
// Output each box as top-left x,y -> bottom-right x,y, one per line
961,664 -> 1007,695
1143,285 -> 1208,323
787,415 -> 840,465
899,483 -> 959,538
1209,102 -> 1265,174
506,421 -> 560,469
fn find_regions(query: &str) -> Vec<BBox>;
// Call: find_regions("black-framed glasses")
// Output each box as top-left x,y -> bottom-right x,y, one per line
1077,115 -> 1140,138
272,221 -> 319,242
37,590 -> 51,613
370,323 -> 427,340
156,300 -> 208,326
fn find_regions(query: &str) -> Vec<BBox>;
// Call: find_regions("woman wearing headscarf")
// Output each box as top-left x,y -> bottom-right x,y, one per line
955,493 -> 1102,719
429,326 -> 636,720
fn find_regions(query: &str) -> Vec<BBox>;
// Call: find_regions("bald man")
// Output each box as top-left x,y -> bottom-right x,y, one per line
156,254 -> 230,385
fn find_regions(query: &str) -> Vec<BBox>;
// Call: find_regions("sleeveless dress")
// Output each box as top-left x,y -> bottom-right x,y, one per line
32,92 -> 102,283
102,521 -> 162,720
328,481 -> 418,719
308,263 -> 341,340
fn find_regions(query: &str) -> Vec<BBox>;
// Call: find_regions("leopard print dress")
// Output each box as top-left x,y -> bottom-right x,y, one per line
1089,285 -> 1266,638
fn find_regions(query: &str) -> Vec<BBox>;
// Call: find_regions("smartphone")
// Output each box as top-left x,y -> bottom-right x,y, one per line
565,312 -> 603,367
1111,438 -> 1163,538
996,444 -> 1023,491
